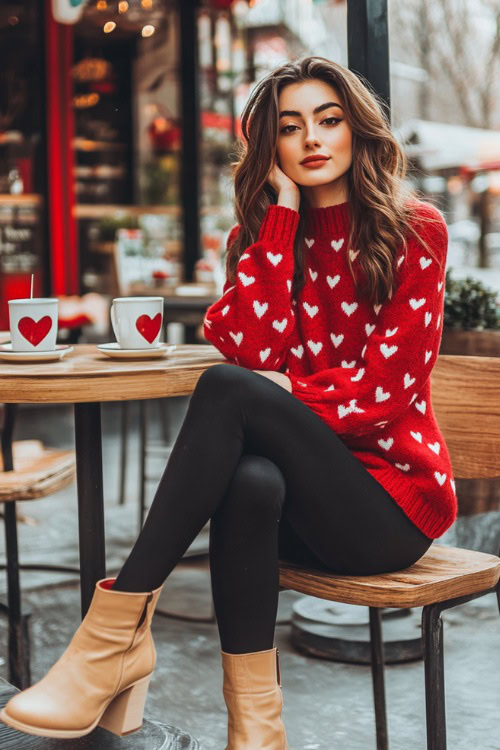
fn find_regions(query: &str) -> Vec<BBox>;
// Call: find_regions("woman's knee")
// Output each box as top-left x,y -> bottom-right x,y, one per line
219,455 -> 286,521
194,363 -> 262,405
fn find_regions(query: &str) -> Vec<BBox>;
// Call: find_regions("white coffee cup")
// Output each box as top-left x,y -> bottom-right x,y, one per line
8,298 -> 59,352
111,297 -> 163,349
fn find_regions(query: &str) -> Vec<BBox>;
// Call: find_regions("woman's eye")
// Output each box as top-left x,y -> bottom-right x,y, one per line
280,118 -> 341,134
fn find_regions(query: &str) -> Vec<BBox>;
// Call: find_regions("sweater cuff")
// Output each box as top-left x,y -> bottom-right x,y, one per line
258,205 -> 299,244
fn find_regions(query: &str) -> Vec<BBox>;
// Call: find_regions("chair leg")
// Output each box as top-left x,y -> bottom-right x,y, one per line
139,400 -> 147,531
3,502 -> 31,689
118,401 -> 129,505
369,606 -> 389,750
422,604 -> 446,750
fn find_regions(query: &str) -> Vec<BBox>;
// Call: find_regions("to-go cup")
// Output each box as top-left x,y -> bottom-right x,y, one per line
8,298 -> 59,352
110,297 -> 163,349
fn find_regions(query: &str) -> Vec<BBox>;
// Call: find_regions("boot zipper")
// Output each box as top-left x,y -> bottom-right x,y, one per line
276,648 -> 281,687
137,593 -> 153,630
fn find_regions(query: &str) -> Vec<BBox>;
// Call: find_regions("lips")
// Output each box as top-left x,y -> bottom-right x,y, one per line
301,156 -> 329,165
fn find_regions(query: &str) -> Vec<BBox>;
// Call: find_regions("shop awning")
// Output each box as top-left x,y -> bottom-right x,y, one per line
395,118 -> 500,172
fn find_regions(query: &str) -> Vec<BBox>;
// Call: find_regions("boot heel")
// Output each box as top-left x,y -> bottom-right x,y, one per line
98,674 -> 151,736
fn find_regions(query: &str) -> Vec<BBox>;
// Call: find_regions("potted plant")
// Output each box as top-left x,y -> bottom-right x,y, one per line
440,268 -> 500,356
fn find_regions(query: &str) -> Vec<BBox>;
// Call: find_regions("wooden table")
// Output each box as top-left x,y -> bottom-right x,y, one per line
0,345 -> 223,743
0,344 -> 224,615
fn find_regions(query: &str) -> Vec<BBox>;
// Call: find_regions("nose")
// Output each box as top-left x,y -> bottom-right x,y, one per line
303,124 -> 321,148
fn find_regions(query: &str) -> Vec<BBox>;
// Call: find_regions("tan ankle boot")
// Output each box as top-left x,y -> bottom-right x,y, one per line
221,646 -> 289,749
0,578 -> 163,739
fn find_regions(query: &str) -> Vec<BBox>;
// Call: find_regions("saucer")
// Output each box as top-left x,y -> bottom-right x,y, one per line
0,344 -> 74,363
97,342 -> 176,360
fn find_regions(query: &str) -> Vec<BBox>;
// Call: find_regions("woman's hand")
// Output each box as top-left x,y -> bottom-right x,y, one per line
266,160 -> 300,211
253,370 -> 292,393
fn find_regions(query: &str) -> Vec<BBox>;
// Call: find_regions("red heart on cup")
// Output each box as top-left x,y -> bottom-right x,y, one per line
18,316 -> 53,346
136,313 -> 162,343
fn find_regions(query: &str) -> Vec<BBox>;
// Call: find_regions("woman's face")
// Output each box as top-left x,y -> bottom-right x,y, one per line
276,79 -> 352,197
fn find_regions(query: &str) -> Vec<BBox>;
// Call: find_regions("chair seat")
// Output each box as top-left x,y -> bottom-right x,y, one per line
279,543 -> 500,608
0,440 -> 76,502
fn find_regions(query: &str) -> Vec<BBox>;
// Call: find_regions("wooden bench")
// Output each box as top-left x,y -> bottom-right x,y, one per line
278,355 -> 500,750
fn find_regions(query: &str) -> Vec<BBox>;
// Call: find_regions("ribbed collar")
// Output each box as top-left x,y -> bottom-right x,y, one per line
303,201 -> 350,239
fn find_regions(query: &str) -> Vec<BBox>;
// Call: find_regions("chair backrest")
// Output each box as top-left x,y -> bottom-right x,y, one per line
431,355 -> 500,480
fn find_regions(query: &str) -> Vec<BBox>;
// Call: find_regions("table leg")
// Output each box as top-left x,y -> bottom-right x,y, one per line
74,403 -> 106,618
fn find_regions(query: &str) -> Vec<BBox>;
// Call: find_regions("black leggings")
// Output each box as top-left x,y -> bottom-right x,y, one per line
114,364 -> 432,653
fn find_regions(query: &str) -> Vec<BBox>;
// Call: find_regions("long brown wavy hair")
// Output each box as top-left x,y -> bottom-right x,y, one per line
226,56 -> 446,306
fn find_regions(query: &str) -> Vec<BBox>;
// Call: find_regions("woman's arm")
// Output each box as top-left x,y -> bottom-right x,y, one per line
203,204 -> 299,370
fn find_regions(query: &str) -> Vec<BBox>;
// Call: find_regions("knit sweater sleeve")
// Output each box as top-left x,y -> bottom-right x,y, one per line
288,204 -> 449,438
203,204 -> 299,369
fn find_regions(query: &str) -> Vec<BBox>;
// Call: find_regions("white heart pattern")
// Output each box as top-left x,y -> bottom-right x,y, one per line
272,318 -> 288,333
425,350 -> 432,364
331,238 -> 344,251
229,331 -> 243,346
309,268 -> 318,282
330,333 -> 344,348
380,343 -> 398,358
385,327 -> 398,337
351,368 -> 365,382
375,386 -> 390,402
409,297 -> 426,310
305,238 -> 315,248
253,300 -> 268,319
419,256 -> 432,270
395,463 -> 410,471
286,279 -> 292,292
327,275 -> 340,289
410,431 -> 422,443
427,441 -> 440,455
341,301 -> 358,316
349,249 -> 360,261
291,345 -> 304,359
341,360 -> 356,368
222,305 -> 230,317
365,324 -> 376,337
266,252 -> 283,267
325,384 -> 335,391
404,373 -> 416,389
378,437 -> 394,451
259,348 -> 271,363
338,398 -> 365,418
425,312 -> 432,327
307,340 -> 323,356
240,253 -> 250,260
438,281 -> 443,292
304,302 -> 319,318
434,471 -> 447,486
238,272 -> 255,287
415,400 -> 426,414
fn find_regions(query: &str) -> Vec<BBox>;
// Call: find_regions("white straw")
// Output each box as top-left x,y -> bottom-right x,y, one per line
30,274 -> 34,299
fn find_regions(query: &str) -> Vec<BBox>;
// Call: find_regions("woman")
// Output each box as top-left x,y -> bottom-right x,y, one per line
0,56 -> 457,748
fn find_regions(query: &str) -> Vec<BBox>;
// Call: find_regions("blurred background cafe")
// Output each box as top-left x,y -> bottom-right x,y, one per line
0,0 -> 499,347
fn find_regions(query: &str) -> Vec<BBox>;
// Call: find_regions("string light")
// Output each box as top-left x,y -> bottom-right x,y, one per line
141,0 -> 153,8
96,0 -> 107,10
118,0 -> 129,11
141,24 -> 155,37
103,21 -> 116,32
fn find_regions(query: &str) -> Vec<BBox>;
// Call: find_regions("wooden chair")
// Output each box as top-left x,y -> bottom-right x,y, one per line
0,405 -> 77,689
279,355 -> 500,750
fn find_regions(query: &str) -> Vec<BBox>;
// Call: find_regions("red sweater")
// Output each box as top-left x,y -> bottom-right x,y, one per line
203,201 -> 457,539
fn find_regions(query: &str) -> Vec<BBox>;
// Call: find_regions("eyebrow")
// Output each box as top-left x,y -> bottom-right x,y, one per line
279,101 -> 344,118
